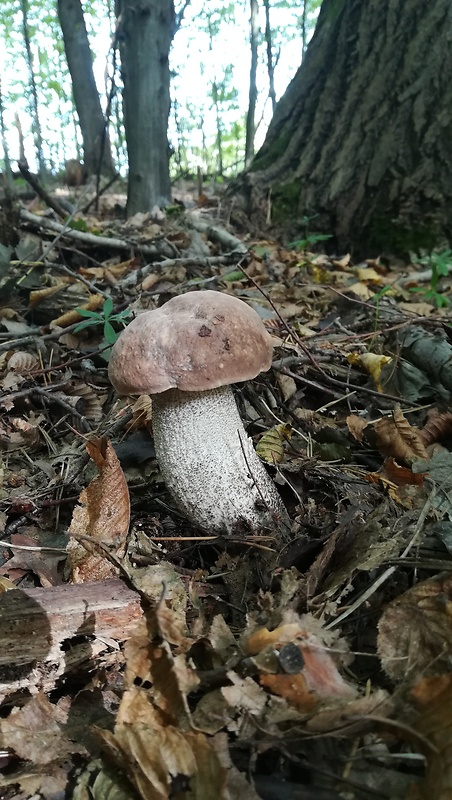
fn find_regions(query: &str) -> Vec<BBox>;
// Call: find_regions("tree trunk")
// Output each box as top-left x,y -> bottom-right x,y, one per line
117,0 -> 174,215
263,0 -> 276,114
230,0 -> 452,256
20,0 -> 44,173
245,0 -> 259,167
57,0 -> 115,177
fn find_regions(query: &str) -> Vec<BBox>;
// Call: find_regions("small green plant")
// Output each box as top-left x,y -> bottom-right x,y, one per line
74,297 -> 132,345
410,249 -> 452,308
288,214 -> 333,251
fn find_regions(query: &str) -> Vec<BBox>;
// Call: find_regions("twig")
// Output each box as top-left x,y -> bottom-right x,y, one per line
325,489 -> 435,629
17,159 -> 68,219
81,172 -> 119,215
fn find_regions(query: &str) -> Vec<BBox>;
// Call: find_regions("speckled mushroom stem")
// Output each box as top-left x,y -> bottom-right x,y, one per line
151,385 -> 289,537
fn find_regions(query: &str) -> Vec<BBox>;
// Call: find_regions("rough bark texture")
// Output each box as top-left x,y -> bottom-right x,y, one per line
117,0 -> 174,214
230,0 -> 452,256
57,0 -> 115,176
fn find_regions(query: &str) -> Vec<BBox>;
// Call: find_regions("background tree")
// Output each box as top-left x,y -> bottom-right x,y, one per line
20,0 -> 44,173
57,0 -> 115,176
230,0 -> 452,255
116,0 -> 187,214
245,0 -> 259,166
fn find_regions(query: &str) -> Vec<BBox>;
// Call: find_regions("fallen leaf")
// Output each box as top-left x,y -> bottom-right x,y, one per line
373,406 -> 429,462
378,574 -> 452,680
0,693 -> 86,765
420,408 -> 452,445
67,437 -> 130,582
346,414 -> 368,442
348,352 -> 392,391
409,675 -> 452,800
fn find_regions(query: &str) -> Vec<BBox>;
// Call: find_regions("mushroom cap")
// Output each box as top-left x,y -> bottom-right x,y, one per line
108,290 -> 274,395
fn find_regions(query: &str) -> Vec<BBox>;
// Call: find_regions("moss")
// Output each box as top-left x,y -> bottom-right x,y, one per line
270,180 -> 301,224
249,131 -> 292,173
366,214 -> 442,257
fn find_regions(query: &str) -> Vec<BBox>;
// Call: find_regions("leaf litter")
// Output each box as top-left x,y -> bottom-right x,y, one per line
1,185 -> 452,798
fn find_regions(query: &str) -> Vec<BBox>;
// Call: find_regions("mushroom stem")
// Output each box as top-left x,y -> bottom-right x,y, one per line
152,386 -> 289,537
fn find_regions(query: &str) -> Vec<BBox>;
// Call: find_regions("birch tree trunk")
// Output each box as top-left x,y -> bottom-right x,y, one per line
230,0 -> 452,256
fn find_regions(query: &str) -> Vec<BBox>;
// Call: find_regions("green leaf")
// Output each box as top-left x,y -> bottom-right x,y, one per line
75,308 -> 102,319
73,319 -> 98,333
222,270 -> 244,282
102,297 -> 113,318
103,321 -> 118,344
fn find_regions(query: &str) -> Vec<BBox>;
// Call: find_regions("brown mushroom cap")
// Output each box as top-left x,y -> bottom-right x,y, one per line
108,290 -> 274,395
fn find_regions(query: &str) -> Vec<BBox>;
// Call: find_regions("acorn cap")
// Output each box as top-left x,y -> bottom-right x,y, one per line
108,290 -> 274,395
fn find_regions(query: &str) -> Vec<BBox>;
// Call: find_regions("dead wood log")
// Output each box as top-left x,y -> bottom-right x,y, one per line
0,578 -> 143,700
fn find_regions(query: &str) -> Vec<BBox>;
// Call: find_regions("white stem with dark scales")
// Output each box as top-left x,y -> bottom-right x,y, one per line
152,386 -> 289,537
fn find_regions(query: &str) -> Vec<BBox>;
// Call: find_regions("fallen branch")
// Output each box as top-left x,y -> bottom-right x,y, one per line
17,160 -> 69,219
0,578 -> 142,700
19,209 -> 168,257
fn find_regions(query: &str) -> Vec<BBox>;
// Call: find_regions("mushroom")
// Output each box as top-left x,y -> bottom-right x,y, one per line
108,290 -> 289,537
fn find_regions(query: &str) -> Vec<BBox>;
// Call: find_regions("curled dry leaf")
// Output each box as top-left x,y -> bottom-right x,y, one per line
378,574 -> 452,681
420,408 -> 452,446
346,414 -> 368,442
373,406 -> 429,463
67,436 -> 130,583
51,293 -> 104,328
99,690 -> 230,800
66,381 -> 105,422
7,351 -> 39,373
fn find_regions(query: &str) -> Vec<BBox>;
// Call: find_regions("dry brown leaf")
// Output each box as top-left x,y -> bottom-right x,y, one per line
381,457 -> 425,487
100,700 -> 230,800
346,414 -> 368,442
7,351 -> 39,373
408,675 -> 452,800
67,436 -> 130,582
378,574 -> 452,681
29,282 -> 67,307
420,408 -> 452,446
123,617 -> 198,725
354,266 -> 383,283
305,689 -> 392,735
51,293 -> 104,328
373,406 -> 429,462
0,693 -> 86,765
276,371 -> 297,401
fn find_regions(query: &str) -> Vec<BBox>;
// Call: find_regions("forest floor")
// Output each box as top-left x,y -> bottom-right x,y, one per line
0,176 -> 451,799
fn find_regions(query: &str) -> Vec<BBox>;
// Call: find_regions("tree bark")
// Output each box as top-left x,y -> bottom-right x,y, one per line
117,0 -> 175,214
0,579 -> 142,699
245,0 -> 260,167
20,0 -> 44,173
230,0 -> 452,256
57,0 -> 115,177
263,0 -> 276,114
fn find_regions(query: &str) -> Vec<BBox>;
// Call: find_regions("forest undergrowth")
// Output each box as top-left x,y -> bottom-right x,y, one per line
0,179 -> 451,799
